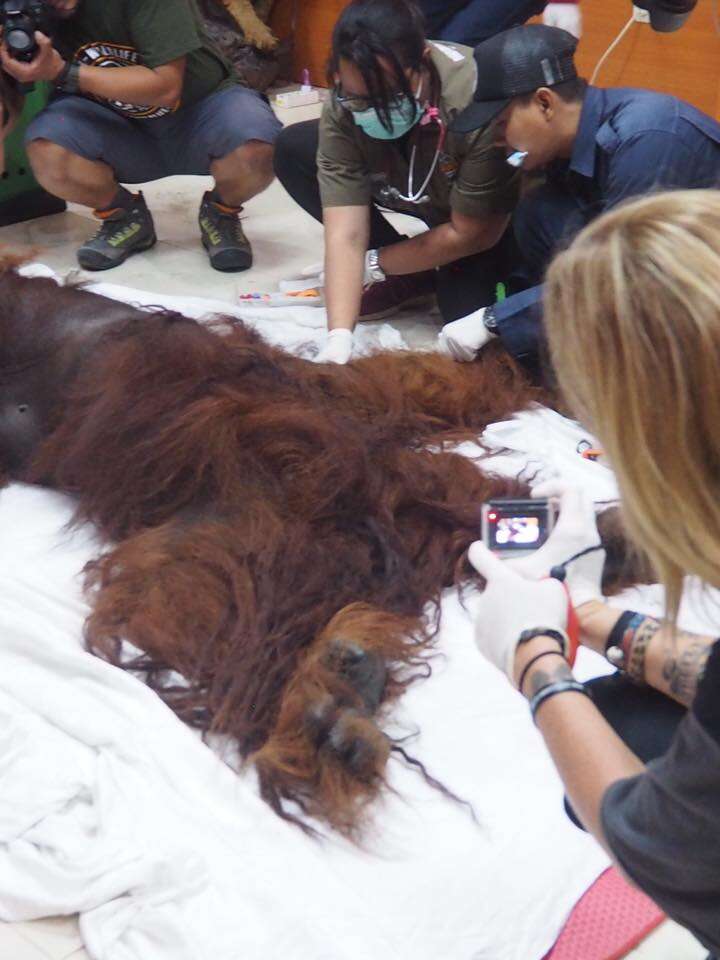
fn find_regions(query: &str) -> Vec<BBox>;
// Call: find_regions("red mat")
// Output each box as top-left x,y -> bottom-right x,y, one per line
545,867 -> 665,960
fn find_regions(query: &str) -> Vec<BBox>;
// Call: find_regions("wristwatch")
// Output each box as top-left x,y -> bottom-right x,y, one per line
366,249 -> 387,284
482,305 -> 499,334
55,61 -> 81,95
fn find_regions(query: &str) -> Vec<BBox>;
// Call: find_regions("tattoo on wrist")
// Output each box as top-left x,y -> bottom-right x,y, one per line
661,635 -> 712,705
525,659 -> 574,700
626,617 -> 661,683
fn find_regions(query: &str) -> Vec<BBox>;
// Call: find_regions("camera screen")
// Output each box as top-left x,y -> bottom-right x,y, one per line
483,500 -> 552,553
495,516 -> 540,546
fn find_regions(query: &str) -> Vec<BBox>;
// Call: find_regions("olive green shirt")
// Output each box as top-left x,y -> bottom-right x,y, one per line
318,41 -> 520,227
56,0 -> 235,120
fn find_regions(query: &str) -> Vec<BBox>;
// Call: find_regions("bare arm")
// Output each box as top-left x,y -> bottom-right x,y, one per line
578,601 -> 714,707
77,59 -> 185,110
0,33 -> 185,109
323,205 -> 370,333
514,638 -> 646,851
378,209 -> 510,276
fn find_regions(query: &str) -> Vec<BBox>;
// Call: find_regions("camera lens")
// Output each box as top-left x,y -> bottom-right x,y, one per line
6,28 -> 33,52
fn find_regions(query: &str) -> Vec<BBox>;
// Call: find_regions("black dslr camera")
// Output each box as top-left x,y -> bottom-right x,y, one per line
1,0 -> 55,62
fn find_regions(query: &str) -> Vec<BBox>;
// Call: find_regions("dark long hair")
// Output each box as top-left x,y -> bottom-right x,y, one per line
328,0 -> 438,131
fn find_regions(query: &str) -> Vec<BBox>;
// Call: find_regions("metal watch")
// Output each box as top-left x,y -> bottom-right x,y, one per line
483,305 -> 499,334
366,249 -> 387,284
55,62 -> 81,95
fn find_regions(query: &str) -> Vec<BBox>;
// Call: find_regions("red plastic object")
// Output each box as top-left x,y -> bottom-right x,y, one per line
545,867 -> 665,960
565,588 -> 580,667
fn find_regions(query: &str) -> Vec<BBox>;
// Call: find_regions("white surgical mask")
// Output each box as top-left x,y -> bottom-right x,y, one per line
506,150 -> 529,168
353,77 -> 424,141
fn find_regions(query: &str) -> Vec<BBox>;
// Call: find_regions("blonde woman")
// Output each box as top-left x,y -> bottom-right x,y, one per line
468,190 -> 720,957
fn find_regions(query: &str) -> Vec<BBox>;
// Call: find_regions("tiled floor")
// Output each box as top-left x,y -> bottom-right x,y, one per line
0,101 -> 709,960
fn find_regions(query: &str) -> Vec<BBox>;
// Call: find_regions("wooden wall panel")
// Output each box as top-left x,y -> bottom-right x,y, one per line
271,0 -> 720,118
564,0 -> 720,118
270,0 -> 348,87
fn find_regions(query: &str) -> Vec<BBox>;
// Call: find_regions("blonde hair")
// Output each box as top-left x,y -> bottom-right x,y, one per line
545,189 -> 720,622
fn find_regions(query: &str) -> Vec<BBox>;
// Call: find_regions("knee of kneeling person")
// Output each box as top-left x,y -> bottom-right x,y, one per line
26,139 -> 74,189
273,120 -> 317,179
244,138 -> 275,178
215,139 -> 275,190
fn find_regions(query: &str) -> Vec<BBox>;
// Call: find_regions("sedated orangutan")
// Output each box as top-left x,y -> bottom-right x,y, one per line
0,262 -> 647,837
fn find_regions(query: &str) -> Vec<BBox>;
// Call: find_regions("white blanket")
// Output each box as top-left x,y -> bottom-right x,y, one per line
1,270 -> 619,960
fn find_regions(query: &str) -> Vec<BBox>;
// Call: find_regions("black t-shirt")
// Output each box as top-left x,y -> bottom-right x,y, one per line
55,0 -> 235,120
602,640 -> 720,955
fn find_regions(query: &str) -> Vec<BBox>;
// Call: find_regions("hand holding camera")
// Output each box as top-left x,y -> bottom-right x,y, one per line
0,1 -> 64,87
467,540 -> 569,683
482,485 -> 606,609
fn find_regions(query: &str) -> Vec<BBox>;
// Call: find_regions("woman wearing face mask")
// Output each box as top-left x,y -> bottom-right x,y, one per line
273,0 -> 522,363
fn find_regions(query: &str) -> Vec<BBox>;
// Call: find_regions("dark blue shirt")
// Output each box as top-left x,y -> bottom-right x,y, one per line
496,86 -> 720,360
558,85 -> 720,212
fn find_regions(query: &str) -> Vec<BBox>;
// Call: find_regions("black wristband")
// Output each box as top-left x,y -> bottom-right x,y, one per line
529,680 -> 590,723
517,626 -> 568,656
604,609 -> 645,669
517,649 -> 567,696
55,61 -> 81,95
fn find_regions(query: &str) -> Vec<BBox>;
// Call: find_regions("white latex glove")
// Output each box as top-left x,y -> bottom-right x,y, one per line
437,307 -> 496,362
279,262 -> 324,293
511,483 -> 605,609
314,328 -> 354,364
468,541 -> 569,681
543,2 -> 582,38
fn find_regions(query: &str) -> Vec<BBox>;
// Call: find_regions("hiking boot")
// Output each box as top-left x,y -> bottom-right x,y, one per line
198,191 -> 253,272
77,192 -> 156,271
359,269 -> 437,322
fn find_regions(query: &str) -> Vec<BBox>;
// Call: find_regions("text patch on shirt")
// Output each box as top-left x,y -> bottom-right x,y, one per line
74,42 -> 174,120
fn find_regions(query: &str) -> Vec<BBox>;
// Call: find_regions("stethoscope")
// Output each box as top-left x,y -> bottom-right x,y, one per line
378,102 -> 447,206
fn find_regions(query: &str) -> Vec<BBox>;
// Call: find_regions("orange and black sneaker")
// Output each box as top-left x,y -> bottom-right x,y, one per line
77,192 -> 156,271
198,191 -> 252,272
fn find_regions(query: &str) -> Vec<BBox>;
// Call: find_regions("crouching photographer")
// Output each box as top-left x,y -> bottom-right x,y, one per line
0,0 -> 281,271
468,190 -> 720,957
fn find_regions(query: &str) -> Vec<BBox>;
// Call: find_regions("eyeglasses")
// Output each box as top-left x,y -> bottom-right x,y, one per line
333,87 -> 408,114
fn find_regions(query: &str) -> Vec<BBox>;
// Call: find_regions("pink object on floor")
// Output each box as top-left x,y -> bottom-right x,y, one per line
545,867 -> 665,960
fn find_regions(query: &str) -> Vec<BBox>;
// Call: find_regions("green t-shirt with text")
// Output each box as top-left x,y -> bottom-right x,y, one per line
56,0 -> 236,119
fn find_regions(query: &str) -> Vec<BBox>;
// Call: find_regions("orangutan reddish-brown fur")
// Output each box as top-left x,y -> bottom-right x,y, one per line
0,263 -> 649,836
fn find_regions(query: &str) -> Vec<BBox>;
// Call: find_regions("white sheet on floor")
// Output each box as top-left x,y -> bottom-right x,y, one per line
0,268 -> 633,960
0,484 -> 609,960
18,263 -> 407,359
